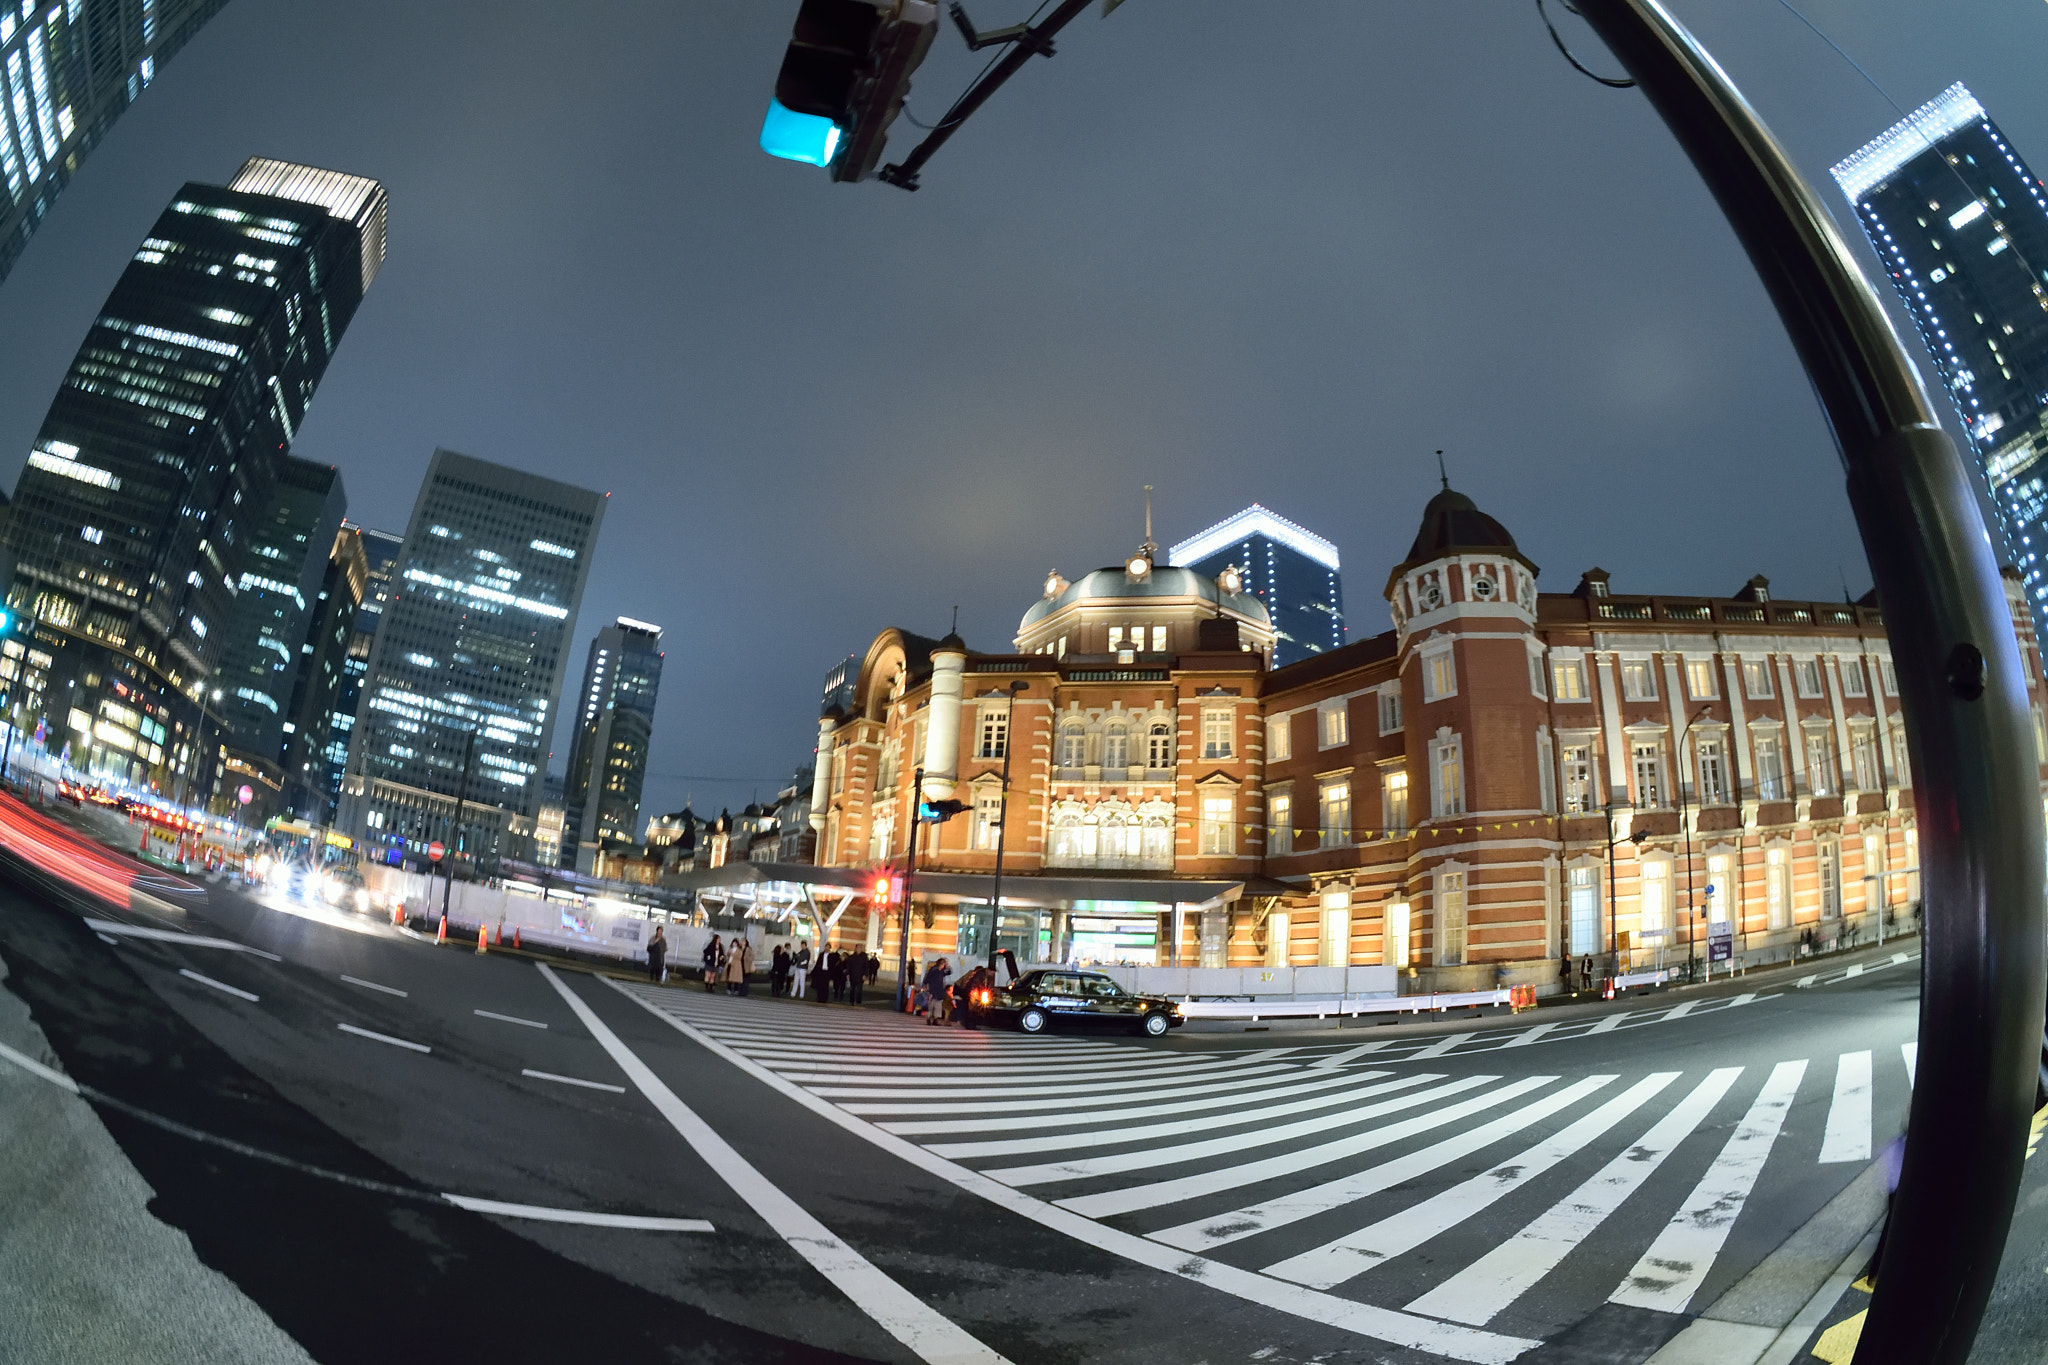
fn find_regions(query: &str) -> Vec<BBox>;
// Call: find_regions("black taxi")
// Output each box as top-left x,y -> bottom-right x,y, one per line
980,969 -> 1184,1037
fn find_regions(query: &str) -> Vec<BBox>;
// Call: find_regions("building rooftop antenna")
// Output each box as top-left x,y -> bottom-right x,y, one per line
1143,484 -> 1157,557
1437,450 -> 1450,491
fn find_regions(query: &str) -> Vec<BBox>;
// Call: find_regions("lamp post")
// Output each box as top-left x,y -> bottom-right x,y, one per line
441,728 -> 476,925
1677,703 -> 1712,982
897,766 -> 925,1012
985,679 -> 1027,972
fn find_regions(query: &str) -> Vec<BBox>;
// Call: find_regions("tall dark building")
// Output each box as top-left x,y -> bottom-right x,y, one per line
560,616 -> 664,871
1168,504 -> 1345,667
0,0 -> 232,286
1,157 -> 384,795
321,523 -> 401,814
278,523 -> 368,821
1833,83 -> 2048,625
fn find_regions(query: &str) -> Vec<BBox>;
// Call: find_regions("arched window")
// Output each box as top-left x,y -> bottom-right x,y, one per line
1138,800 -> 1174,869
1097,802 -> 1137,868
1059,722 -> 1087,769
1103,724 -> 1129,770
1147,722 -> 1173,769
1049,802 -> 1089,867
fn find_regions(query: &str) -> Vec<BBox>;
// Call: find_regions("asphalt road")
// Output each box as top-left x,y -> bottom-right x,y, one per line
0,799 -> 2034,1365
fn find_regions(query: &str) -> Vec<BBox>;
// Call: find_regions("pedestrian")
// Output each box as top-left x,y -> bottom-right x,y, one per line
846,949 -> 866,1006
647,924 -> 668,984
922,956 -> 952,1025
1558,947 -> 1572,994
771,943 -> 789,997
790,940 -> 810,1001
702,935 -> 721,993
724,937 -> 749,995
819,945 -> 840,1002
1579,953 -> 1593,993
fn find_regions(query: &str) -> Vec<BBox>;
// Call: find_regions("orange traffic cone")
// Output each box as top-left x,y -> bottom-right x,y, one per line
392,903 -> 404,928
513,927 -> 522,950
436,917 -> 447,944
494,922 -> 503,946
476,923 -> 488,955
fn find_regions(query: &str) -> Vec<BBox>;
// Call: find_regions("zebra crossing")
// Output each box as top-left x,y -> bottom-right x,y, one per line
1795,949 -> 1919,990
617,985 -> 1913,1362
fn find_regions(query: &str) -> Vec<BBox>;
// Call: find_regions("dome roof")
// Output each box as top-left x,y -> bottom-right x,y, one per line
1019,564 -> 1272,632
1388,485 -> 1538,588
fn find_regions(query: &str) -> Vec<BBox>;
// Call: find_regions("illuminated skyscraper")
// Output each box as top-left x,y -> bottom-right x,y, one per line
1,157 -> 384,794
559,616 -> 664,871
338,449 -> 604,866
1833,83 -> 2048,624
320,524 -> 400,814
1167,504 -> 1344,667
1,0 -> 234,285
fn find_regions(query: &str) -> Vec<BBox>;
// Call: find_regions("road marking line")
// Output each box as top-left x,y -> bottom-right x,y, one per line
1844,964 -> 1865,980
0,1039 -> 80,1093
1267,1074 -> 1677,1289
603,977 -> 1540,1365
1819,1051 -> 1873,1164
341,975 -> 407,997
808,1067 -> 1288,1101
440,1193 -> 710,1231
1068,1077 -> 1526,1222
1310,1041 -> 1391,1068
881,1069 -> 1369,1136
1796,974 -> 1817,988
475,1009 -> 547,1029
845,1065 -> 1307,1118
522,1068 -> 628,1094
1411,1030 -> 1477,1059
1588,1012 -> 1630,1034
337,1022 -> 431,1053
1663,1001 -> 1696,1021
1609,1058 -> 1807,1314
1731,992 -> 1755,1006
177,968 -> 258,1002
925,1072 -> 1415,1160
1501,1021 -> 1558,1048
95,932 -> 119,944
1161,1078 -> 1606,1259
1901,1042 -> 1917,1086
1406,1067 -> 1743,1326
1000,1075 -> 1501,1193
540,967 -> 1012,1365
1890,952 -> 1908,964
85,918 -> 282,960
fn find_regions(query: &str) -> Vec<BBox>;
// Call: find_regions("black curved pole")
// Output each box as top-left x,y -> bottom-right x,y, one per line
1570,3 -> 2046,1359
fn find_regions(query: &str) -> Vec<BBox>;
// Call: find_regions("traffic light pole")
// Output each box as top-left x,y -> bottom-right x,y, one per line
897,766 -> 926,1012
1569,3 -> 2047,1358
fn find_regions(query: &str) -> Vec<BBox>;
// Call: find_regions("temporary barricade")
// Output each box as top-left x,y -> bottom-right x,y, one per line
1174,987 -> 1510,1022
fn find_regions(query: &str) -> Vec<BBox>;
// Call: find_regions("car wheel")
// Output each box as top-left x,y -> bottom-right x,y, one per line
1018,1007 -> 1049,1034
1141,1011 -> 1170,1037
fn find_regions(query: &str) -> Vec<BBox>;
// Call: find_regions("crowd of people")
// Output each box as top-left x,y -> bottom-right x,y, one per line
643,929 -> 979,1019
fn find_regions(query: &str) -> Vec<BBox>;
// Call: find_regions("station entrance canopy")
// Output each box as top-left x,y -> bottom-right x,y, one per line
658,861 -> 1267,914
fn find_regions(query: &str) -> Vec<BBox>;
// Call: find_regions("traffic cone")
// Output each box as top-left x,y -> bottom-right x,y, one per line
513,927 -> 522,950
477,923 -> 488,955
392,903 -> 404,928
436,917 -> 447,944
494,922 -> 503,946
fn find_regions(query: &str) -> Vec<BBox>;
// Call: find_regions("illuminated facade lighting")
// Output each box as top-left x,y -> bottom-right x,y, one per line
1167,503 -> 1347,667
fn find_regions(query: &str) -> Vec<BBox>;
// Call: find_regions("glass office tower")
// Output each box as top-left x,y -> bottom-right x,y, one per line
1833,83 -> 2048,625
338,449 -> 604,866
1,0 -> 233,285
277,523 -> 368,822
1167,504 -> 1345,666
321,524 -> 401,814
559,616 -> 664,871
1,157 -> 384,795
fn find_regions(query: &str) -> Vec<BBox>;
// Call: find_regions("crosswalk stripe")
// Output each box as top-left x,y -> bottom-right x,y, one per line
1796,974 -> 1818,988
1261,1074 -> 1676,1289
1588,1012 -> 1629,1035
1502,1021 -> 1557,1048
840,1065 -> 1302,1115
1405,1067 -> 1743,1326
1163,1077 -> 1614,1262
1730,993 -> 1754,1006
1411,1031 -> 1477,1060
1844,964 -> 1864,979
992,1074 -> 1501,1189
1063,1076 -> 1544,1221
814,1063 -> 1299,1102
1819,1051 -> 1872,1164
925,1072 -> 1414,1159
1311,1041 -> 1391,1068
1901,1041 -> 1917,1086
880,1069 -> 1378,1135
1608,1059 -> 1806,1314
1663,1002 -> 1696,1021
770,1056 -> 1230,1084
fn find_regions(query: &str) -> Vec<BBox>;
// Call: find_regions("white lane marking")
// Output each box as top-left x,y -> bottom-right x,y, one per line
775,1057 -> 1218,1084
474,1009 -> 547,1029
522,1068 -> 628,1094
539,967 -> 1012,1365
1901,1042 -> 1917,1086
1311,1041 -> 1391,1068
996,1074 -> 1495,1191
96,932 -> 119,944
1663,1002 -> 1696,1021
341,975 -> 407,998
810,1065 -> 1287,1101
1411,1030 -> 1477,1060
177,968 -> 259,1002
1588,1012 -> 1630,1035
1409,1067 -> 1742,1326
1890,952 -> 1908,964
1609,1059 -> 1807,1314
1501,1021 -> 1558,1048
1170,1078 -> 1611,1261
1844,964 -> 1865,980
1818,1051 -> 1873,1164
1265,1074 -> 1678,1289
925,1072 -> 1414,1160
1067,1076 -> 1530,1222
337,1022 -> 431,1053
0,1039 -> 81,1094
440,1193 -> 710,1231
881,1069 -> 1368,1136
839,1065 -> 1302,1115
1730,992 -> 1755,1006
1796,974 -> 1817,989
85,918 -> 282,960
606,981 -> 1541,1365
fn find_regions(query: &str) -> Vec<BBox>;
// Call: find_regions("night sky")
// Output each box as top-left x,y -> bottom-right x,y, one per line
2,1 -> 2044,823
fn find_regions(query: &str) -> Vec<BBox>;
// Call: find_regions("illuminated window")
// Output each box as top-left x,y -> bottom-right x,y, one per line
1685,658 -> 1718,700
1430,733 -> 1463,818
1269,788 -> 1292,854
1201,708 -> 1233,760
1551,658 -> 1586,701
1199,793 -> 1234,855
1696,738 -> 1728,804
1422,648 -> 1456,702
1755,736 -> 1785,799
1632,741 -> 1664,807
1378,688 -> 1402,733
1744,659 -> 1774,699
1561,745 -> 1593,813
1436,871 -> 1466,965
1267,714 -> 1290,762
1318,700 -> 1347,749
1795,659 -> 1824,697
1146,723 -> 1172,769
1318,777 -> 1350,848
1621,659 -> 1657,701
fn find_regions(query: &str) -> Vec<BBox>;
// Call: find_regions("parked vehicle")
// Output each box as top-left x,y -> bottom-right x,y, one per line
982,968 -> 1184,1037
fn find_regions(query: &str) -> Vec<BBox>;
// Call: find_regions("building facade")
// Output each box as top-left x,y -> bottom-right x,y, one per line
321,524 -> 401,816
336,448 -> 603,867
0,158 -> 383,798
1169,504 -> 1345,667
0,0 -> 231,286
803,487 -> 2046,990
559,615 -> 664,871
277,523 -> 368,821
1833,83 -> 2048,629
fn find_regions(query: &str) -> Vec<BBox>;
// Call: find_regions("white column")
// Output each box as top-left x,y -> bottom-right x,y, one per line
922,642 -> 967,798
808,717 -> 833,832
1595,652 -> 1628,803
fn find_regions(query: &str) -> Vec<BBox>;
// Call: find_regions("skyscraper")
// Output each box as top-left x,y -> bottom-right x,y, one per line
277,523 -> 368,821
1,0 -> 232,286
338,449 -> 604,866
560,616 -> 664,871
1,157 -> 384,793
1167,504 -> 1345,667
321,523 -> 401,814
1833,83 -> 2048,625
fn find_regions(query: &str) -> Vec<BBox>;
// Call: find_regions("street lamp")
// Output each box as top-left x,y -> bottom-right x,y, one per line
1677,702 -> 1712,983
985,679 -> 1027,973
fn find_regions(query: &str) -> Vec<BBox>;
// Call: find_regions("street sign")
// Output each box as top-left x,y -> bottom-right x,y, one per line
236,785 -> 253,805
428,841 -> 444,862
1708,920 -> 1733,963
